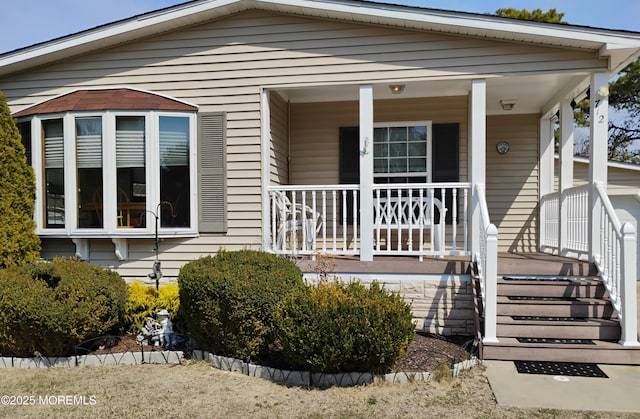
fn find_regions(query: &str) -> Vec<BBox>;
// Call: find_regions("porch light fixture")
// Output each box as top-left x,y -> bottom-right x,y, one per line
389,84 -> 405,94
500,98 -> 517,111
596,86 -> 609,99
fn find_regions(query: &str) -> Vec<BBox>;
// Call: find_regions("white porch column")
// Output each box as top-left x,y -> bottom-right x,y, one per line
558,99 -> 574,254
469,79 -> 486,256
539,116 -> 554,252
539,117 -> 554,197
589,72 -> 609,261
359,85 -> 374,261
260,88 -> 272,250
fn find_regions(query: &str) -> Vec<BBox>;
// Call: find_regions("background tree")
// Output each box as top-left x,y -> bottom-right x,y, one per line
496,8 -> 640,164
0,91 -> 40,267
495,8 -> 565,24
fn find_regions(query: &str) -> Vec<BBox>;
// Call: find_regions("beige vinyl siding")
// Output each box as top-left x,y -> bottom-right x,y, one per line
2,11 -> 607,106
289,96 -> 468,250
289,96 -> 468,185
487,114 -> 540,252
0,10 -> 604,277
270,92 -> 289,185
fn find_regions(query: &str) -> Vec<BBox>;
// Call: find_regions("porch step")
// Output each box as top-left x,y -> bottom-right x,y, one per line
496,296 -> 616,318
496,315 -> 621,340
478,267 -> 640,365
498,276 -> 605,298
482,337 -> 640,365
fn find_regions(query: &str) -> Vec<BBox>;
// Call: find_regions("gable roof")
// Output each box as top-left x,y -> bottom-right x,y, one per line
11,88 -> 198,118
2,0 -> 640,78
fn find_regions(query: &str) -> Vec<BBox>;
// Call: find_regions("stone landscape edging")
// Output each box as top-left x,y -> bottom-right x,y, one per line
0,349 -> 477,388
192,350 -> 479,387
0,351 -> 184,368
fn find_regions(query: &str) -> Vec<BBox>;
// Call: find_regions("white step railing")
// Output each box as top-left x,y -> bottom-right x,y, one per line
473,184 -> 498,343
593,183 -> 639,346
268,183 -> 470,259
540,182 -> 638,346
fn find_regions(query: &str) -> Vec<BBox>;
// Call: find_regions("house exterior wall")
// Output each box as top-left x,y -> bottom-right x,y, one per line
289,96 -> 469,186
270,91 -> 289,186
486,114 -> 540,252
306,274 -> 475,335
0,10 -> 604,278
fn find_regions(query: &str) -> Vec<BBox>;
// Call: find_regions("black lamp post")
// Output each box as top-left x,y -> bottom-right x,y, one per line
147,201 -> 174,290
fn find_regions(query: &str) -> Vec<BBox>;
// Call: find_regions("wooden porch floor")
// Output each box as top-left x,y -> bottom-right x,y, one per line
296,252 -> 594,277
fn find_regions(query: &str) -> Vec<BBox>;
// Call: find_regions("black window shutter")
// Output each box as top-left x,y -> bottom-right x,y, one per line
432,123 -> 459,224
198,112 -> 227,233
339,127 -> 359,220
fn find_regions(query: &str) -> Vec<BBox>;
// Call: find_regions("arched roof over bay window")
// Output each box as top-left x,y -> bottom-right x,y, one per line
12,88 -> 198,117
13,88 -> 226,244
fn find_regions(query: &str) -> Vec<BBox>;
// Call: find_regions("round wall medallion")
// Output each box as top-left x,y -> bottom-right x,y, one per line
496,141 -> 510,154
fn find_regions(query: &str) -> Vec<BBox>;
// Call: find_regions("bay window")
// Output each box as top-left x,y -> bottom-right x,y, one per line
21,110 -> 197,236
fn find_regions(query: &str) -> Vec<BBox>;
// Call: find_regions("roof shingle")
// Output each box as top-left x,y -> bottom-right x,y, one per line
12,88 -> 197,117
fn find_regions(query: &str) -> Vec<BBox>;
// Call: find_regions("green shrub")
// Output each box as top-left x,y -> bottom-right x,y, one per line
0,258 -> 128,357
124,281 -> 180,332
275,280 -> 415,374
0,91 -> 40,267
178,250 -> 305,360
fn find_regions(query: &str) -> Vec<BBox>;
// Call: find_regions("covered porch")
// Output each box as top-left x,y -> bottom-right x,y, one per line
258,70 -> 639,351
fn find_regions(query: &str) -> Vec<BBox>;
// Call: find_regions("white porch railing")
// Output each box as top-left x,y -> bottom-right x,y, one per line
472,184 -> 498,343
539,183 -> 639,346
269,185 -> 360,256
539,184 -> 590,254
372,183 -> 470,259
268,183 -> 470,259
540,191 -> 559,250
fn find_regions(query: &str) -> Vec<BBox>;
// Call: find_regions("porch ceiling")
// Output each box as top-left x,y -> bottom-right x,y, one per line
279,73 -> 584,116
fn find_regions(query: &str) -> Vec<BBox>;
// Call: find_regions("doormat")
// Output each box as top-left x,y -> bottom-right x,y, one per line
514,361 -> 608,378
503,275 -> 571,281
516,337 -> 595,345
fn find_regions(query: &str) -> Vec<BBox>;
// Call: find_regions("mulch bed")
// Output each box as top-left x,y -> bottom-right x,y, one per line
85,332 -> 476,373
393,332 -> 476,372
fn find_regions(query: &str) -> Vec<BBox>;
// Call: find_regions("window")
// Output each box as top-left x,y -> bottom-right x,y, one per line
43,119 -> 65,228
76,117 -> 103,228
159,116 -> 190,228
373,121 -> 431,184
17,121 -> 32,166
116,116 -> 146,229
21,110 -> 197,236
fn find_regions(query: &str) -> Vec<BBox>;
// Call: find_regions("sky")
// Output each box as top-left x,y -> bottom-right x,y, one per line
2,0 -> 640,54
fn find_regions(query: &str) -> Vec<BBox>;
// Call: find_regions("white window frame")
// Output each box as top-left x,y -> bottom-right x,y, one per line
26,110 -> 198,238
372,120 -> 432,182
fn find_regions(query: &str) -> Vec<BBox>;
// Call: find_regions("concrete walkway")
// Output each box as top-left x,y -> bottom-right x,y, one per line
484,282 -> 640,413
485,360 -> 640,412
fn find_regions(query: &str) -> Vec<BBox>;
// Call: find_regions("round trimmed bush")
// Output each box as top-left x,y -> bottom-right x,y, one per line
0,258 -> 128,357
275,280 -> 415,373
178,250 -> 305,360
